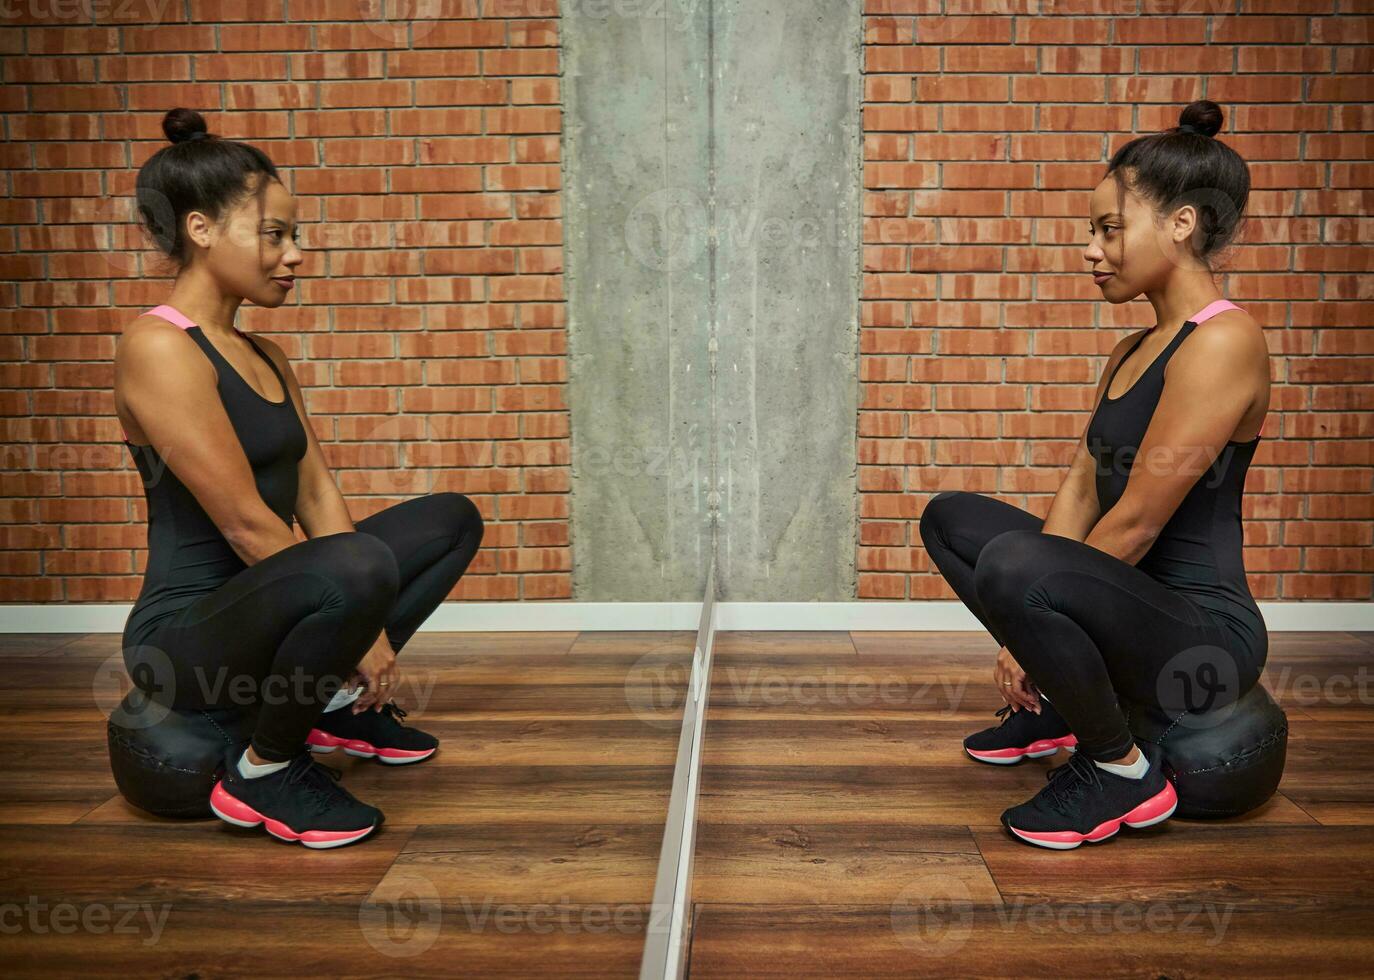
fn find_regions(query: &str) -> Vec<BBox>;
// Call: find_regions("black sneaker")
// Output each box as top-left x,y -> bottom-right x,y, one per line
307,702 -> 438,765
963,696 -> 1077,764
1000,740 -> 1178,850
209,750 -> 383,849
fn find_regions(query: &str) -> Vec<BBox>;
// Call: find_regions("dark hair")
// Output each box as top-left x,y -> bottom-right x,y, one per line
1105,100 -> 1250,270
135,108 -> 280,267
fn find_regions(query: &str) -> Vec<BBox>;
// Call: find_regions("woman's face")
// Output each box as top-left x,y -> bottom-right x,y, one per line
188,175 -> 301,307
1083,172 -> 1196,303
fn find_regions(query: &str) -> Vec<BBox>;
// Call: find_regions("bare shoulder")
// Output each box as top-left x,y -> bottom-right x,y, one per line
1197,306 -> 1262,333
122,312 -> 187,340
1165,308 -> 1271,414
116,314 -> 201,367
1180,308 -> 1269,363
113,316 -> 216,435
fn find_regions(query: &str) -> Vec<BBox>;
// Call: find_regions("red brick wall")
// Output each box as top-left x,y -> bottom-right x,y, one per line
0,1 -> 568,603
858,4 -> 1373,602
3,3 -> 1371,609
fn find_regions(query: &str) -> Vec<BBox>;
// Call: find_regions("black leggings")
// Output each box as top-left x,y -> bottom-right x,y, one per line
918,491 -> 1264,761
127,492 -> 483,762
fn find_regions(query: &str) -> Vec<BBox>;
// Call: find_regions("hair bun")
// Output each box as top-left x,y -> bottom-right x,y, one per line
1177,99 -> 1223,139
162,108 -> 210,145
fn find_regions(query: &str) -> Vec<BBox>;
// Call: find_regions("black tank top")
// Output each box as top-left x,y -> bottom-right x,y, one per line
122,305 -> 307,648
1085,300 -> 1265,660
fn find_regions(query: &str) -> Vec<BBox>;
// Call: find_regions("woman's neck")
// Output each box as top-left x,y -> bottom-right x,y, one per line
1143,274 -> 1223,333
164,271 -> 245,339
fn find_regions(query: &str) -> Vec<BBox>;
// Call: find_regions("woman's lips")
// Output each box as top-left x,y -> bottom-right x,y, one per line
272,277 -> 294,290
1092,272 -> 1113,285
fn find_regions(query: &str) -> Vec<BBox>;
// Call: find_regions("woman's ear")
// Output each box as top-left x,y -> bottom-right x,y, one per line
184,209 -> 213,250
1170,203 -> 1199,247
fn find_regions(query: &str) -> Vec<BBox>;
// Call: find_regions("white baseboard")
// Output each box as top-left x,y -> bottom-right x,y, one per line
2,601 -> 1371,633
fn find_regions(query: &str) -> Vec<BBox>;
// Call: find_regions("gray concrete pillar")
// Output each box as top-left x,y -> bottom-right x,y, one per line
564,0 -> 862,601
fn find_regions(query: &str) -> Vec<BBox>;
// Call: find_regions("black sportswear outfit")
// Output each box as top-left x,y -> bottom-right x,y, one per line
920,304 -> 1266,761
121,306 -> 484,762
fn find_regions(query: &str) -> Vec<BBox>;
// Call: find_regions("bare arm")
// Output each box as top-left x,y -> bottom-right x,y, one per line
247,334 -> 356,539
116,320 -> 298,564
1039,330 -> 1147,541
996,328 -> 1160,713
1085,313 -> 1268,563
248,334 -> 401,711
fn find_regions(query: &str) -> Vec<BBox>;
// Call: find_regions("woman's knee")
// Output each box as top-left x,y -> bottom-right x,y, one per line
972,529 -> 1047,605
309,531 -> 400,608
431,491 -> 484,548
918,490 -> 976,549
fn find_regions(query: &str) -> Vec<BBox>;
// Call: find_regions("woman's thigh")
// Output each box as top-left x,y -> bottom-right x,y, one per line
354,492 -> 484,650
974,530 -> 1259,713
353,491 -> 483,588
128,532 -> 397,713
919,490 -> 1044,568
918,491 -> 1045,645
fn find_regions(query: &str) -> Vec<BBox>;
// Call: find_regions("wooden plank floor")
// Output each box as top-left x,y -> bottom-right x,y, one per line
2,630 -> 1371,977
690,629 -> 1374,978
2,631 -> 689,978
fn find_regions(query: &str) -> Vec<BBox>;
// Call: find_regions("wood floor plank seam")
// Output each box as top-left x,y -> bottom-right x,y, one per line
967,824 -> 1009,908
361,824 -> 422,904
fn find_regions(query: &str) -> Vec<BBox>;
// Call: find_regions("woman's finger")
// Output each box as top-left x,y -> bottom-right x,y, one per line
350,679 -> 372,712
383,666 -> 403,709
373,662 -> 397,710
352,682 -> 379,713
996,669 -> 1020,711
1003,666 -> 1026,709
992,665 -> 1008,707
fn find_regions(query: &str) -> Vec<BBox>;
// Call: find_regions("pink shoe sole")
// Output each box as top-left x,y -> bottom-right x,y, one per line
1006,781 -> 1179,851
306,728 -> 436,765
209,781 -> 377,849
966,733 -> 1078,765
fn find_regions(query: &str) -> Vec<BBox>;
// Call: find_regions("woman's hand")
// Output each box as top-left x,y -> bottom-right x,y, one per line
349,632 -> 401,713
994,645 -> 1040,714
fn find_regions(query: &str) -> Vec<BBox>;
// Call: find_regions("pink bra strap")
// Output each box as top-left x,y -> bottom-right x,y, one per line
1190,299 -> 1242,325
145,304 -> 197,330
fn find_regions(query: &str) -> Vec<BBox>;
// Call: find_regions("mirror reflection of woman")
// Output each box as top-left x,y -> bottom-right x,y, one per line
116,109 -> 484,848
919,99 -> 1270,849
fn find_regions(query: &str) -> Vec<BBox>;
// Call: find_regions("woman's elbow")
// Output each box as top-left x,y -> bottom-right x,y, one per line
221,512 -> 297,564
